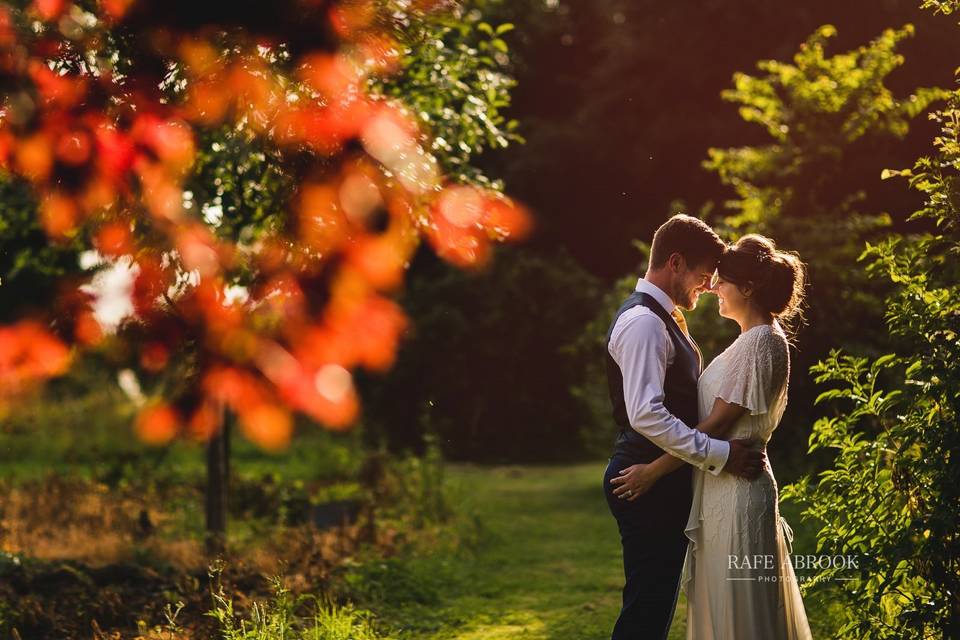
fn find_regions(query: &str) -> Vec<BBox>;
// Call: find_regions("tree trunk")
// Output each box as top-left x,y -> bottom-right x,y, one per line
205,407 -> 230,554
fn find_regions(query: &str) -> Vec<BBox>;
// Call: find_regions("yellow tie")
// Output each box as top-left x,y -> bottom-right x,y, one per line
671,308 -> 690,338
672,308 -> 702,369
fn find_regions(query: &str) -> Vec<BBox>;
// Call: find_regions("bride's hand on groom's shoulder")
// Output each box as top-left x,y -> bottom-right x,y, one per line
610,464 -> 658,501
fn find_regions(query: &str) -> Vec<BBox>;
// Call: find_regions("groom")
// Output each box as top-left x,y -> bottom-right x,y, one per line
602,214 -> 765,639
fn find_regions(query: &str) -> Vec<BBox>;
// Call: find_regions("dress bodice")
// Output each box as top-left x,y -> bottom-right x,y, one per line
697,322 -> 790,443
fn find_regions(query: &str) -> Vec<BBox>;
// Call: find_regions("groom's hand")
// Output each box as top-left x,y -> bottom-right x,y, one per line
724,439 -> 766,479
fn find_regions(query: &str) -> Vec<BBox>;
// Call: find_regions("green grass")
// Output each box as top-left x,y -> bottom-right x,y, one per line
442,464 -> 634,639
358,463 -> 842,640
0,363 -> 367,488
0,374 -> 844,638
357,463 -> 661,639
0,414 -> 365,486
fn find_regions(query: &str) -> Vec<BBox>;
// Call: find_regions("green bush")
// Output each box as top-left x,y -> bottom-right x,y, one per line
206,576 -> 383,640
782,6 -> 960,635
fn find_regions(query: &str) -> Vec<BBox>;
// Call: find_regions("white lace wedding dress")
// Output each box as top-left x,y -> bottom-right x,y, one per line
682,322 -> 812,639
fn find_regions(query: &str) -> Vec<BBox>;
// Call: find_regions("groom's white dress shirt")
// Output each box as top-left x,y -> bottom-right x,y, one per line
607,278 -> 729,475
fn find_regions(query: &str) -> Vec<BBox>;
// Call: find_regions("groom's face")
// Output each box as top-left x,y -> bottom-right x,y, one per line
673,257 -> 715,310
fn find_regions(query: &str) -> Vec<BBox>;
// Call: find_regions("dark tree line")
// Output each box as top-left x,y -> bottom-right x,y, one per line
368,0 -> 960,463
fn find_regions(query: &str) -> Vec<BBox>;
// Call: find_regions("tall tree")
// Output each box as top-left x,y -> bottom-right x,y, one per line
0,0 -> 526,546
701,24 -> 946,455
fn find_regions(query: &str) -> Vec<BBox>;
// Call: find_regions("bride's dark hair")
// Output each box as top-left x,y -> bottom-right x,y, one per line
717,234 -> 807,332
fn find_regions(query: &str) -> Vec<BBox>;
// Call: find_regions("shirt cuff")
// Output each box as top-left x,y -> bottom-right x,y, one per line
703,439 -> 729,476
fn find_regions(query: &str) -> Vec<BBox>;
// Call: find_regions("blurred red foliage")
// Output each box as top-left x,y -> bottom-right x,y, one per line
0,0 -> 528,444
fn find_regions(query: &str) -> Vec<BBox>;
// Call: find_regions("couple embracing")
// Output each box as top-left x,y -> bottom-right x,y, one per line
602,214 -> 813,639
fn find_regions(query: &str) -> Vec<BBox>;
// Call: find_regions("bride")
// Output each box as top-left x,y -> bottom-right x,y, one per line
612,234 -> 813,639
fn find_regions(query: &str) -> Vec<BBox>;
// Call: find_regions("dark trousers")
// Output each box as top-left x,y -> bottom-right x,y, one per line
603,454 -> 691,640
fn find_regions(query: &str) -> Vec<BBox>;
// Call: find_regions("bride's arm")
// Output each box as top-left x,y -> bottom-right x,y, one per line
610,398 -> 747,498
695,397 -> 747,438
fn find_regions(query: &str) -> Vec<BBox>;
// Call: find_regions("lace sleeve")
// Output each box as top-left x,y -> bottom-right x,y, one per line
715,325 -> 789,415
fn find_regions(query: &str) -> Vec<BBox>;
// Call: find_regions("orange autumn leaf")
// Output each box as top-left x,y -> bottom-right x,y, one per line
101,0 -> 134,20
360,107 -> 424,182
437,186 -> 485,229
78,177 -> 117,213
175,224 -> 221,277
345,235 -> 408,290
131,258 -> 169,317
140,342 -> 170,372
0,131 -> 15,168
39,192 -> 79,239
0,322 -> 71,388
328,0 -> 376,38
32,0 -> 66,21
55,130 -> 93,166
203,366 -> 269,414
132,115 -> 196,174
228,63 -> 282,127
187,401 -> 221,441
298,183 -> 350,251
277,100 -> 376,152
298,292 -> 407,372
94,125 -> 137,184
338,168 -> 384,226
94,221 -> 133,257
28,60 -> 86,109
298,53 -> 360,99
483,198 -> 532,242
23,324 -> 71,378
346,296 -> 408,371
183,80 -> 231,125
427,214 -> 490,268
309,363 -> 359,428
74,311 -> 103,346
15,134 -> 53,183
293,325 -> 352,370
193,278 -> 245,332
136,403 -> 180,445
178,40 -> 222,77
356,34 -> 402,73
425,189 -> 531,267
238,403 -> 293,450
0,7 -> 15,47
137,164 -> 185,220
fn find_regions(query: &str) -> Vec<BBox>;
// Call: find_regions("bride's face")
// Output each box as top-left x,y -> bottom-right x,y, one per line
712,275 -> 751,321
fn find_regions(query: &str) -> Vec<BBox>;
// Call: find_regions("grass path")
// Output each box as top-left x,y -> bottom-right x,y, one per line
392,463 -> 688,640
370,462 -> 841,639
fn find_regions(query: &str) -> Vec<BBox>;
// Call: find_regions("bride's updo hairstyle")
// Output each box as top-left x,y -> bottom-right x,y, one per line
717,234 -> 807,331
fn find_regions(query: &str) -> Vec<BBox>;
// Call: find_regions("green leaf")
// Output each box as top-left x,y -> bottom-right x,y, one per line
872,354 -> 898,369
815,388 -> 846,405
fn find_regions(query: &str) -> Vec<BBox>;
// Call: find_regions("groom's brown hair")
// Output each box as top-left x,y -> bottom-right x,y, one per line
648,214 -> 724,270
